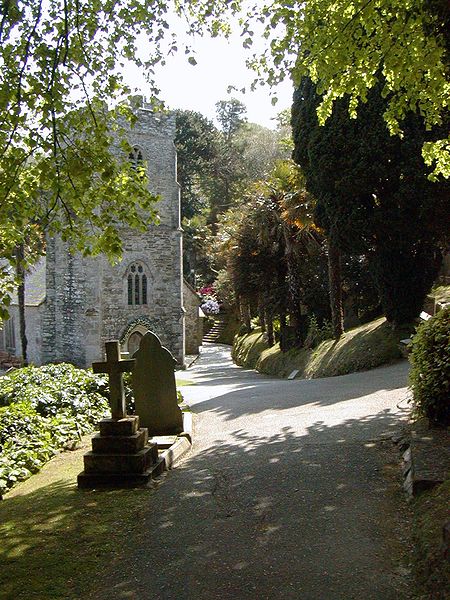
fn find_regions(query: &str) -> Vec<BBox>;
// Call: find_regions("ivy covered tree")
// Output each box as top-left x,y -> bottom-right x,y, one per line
227,195 -> 288,344
292,77 -> 450,328
216,160 -> 319,345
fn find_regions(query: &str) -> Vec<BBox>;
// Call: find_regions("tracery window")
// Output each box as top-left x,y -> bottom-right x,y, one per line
127,263 -> 148,306
129,146 -> 144,170
5,318 -> 15,352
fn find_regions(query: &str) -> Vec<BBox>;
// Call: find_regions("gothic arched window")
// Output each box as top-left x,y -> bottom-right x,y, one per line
127,263 -> 148,306
129,146 -> 144,170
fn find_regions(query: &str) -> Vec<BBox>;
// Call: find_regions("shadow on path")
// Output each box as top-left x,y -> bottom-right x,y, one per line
182,345 -> 411,426
90,358 -> 413,600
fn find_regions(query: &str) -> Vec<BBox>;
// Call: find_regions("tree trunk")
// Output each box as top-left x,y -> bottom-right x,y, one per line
258,297 -> 266,332
15,244 -> 28,365
266,310 -> 274,346
327,235 -> 344,339
239,297 -> 251,332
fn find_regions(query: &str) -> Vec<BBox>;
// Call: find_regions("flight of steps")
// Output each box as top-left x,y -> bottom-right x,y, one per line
202,315 -> 227,343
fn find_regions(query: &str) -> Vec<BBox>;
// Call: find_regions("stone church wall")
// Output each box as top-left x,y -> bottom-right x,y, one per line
99,226 -> 184,366
183,280 -> 203,355
41,105 -> 185,368
42,236 -> 89,366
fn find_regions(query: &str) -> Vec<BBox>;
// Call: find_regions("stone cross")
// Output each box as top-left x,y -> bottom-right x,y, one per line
92,341 -> 135,420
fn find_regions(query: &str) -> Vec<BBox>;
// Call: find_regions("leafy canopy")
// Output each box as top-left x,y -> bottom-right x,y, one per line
0,0 -> 184,311
291,77 -> 450,326
184,0 -> 450,179
0,0 -> 178,252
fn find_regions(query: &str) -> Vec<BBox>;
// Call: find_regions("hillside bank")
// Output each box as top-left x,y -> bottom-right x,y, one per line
232,317 -> 408,379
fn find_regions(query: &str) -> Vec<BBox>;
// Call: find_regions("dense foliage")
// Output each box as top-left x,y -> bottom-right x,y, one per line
409,308 -> 450,425
176,101 -> 289,287
0,1 -> 188,314
292,78 -> 450,327
186,0 -> 449,178
0,364 -> 109,494
215,160 -> 324,346
174,110 -> 218,220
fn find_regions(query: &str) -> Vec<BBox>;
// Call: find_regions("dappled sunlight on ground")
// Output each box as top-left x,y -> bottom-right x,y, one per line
1,343 -> 414,600
91,414 -> 412,599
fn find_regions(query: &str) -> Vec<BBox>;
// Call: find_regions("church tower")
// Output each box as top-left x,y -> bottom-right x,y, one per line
41,103 -> 185,367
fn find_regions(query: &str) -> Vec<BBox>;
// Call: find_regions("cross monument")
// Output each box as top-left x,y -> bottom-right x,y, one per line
92,341 -> 135,420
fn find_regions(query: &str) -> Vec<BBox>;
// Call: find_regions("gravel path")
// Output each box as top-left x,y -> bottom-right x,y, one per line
96,344 -> 414,600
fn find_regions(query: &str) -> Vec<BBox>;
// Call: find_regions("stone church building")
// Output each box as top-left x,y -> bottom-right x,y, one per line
0,102 -> 202,368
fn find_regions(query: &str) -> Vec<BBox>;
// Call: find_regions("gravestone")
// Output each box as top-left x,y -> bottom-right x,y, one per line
78,340 -> 163,488
92,341 -> 134,420
132,331 -> 183,436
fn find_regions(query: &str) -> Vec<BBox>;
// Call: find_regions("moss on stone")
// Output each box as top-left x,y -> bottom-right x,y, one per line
232,317 -> 407,379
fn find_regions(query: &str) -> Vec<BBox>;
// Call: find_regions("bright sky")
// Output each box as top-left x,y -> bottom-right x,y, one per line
123,18 -> 294,130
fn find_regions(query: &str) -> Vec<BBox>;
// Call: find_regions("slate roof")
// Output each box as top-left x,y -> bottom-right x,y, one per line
11,256 -> 46,306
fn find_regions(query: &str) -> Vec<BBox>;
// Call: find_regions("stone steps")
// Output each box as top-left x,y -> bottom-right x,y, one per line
203,314 -> 227,343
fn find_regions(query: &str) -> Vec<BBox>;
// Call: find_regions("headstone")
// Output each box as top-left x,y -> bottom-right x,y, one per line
132,331 -> 183,435
78,340 -> 163,488
92,341 -> 135,420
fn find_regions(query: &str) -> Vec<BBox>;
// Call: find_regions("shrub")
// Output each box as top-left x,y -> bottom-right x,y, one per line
409,307 -> 450,426
304,315 -> 333,349
0,364 -> 110,494
0,363 -> 109,414
0,402 -> 56,492
201,299 -> 220,315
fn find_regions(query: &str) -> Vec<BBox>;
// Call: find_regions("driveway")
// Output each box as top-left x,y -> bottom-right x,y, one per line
96,344 -> 413,600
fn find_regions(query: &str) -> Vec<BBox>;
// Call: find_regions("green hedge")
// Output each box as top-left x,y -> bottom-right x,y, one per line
0,363 -> 110,494
409,307 -> 450,426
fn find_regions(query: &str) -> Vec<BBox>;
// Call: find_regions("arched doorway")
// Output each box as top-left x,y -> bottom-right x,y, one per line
127,331 -> 144,356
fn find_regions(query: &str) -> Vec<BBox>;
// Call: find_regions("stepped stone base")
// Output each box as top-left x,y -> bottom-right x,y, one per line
92,428 -> 148,454
78,416 -> 162,489
83,445 -> 157,474
77,461 -> 165,488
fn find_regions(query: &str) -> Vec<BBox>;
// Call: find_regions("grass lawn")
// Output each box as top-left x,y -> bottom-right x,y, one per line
175,377 -> 195,387
233,317 -> 410,378
0,438 -> 157,600
413,478 -> 450,598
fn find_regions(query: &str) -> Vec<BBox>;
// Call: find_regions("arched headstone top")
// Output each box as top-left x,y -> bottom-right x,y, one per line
131,331 -> 182,435
135,331 -> 176,364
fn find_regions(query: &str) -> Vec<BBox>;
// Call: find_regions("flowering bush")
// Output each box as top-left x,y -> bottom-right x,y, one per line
201,299 -> 221,315
198,285 -> 215,299
198,284 -> 221,314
